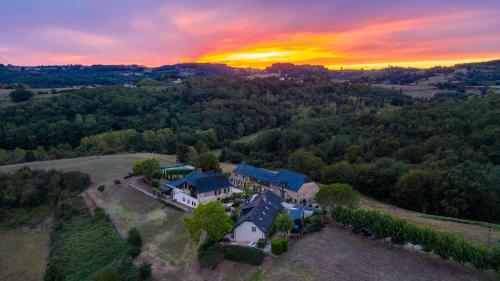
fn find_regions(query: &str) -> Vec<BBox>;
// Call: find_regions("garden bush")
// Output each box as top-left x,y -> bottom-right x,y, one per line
271,239 -> 284,255
198,239 -> 224,269
257,239 -> 267,249
222,244 -> 264,266
98,185 -> 105,192
126,227 -> 142,257
304,214 -> 324,234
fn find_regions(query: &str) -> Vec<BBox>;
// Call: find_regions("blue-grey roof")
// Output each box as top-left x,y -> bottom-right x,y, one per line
163,171 -> 230,193
236,190 -> 284,233
161,165 -> 195,173
233,163 -> 313,192
233,163 -> 275,183
289,206 -> 305,221
271,169 -> 312,192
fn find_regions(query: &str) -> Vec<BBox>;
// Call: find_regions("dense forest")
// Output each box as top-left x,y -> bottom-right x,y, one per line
0,77 -> 499,222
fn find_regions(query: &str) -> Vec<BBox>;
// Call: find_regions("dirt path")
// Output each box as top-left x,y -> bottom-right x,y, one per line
80,191 -> 97,216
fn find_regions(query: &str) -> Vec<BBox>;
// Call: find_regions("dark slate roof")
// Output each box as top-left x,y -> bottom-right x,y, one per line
236,190 -> 284,233
163,171 -> 230,193
270,169 -> 313,192
233,163 -> 275,183
192,174 -> 231,193
233,163 -> 313,192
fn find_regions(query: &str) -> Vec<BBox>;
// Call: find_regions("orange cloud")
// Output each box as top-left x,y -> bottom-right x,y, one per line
194,12 -> 500,69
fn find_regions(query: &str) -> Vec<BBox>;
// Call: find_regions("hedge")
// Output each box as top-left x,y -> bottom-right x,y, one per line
271,238 -> 287,255
198,240 -> 224,269
222,244 -> 264,266
257,239 -> 267,249
158,198 -> 185,211
332,206 -> 500,272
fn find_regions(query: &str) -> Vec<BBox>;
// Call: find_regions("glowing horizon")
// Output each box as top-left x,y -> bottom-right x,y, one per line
1,1 -> 500,68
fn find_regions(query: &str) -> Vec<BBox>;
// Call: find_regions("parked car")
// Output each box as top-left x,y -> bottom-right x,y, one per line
248,241 -> 256,247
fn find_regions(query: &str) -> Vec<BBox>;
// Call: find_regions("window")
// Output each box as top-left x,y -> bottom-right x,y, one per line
182,197 -> 185,202
251,226 -> 256,232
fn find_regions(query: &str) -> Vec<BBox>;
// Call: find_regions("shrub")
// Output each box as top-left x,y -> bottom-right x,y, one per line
257,239 -> 267,249
114,179 -> 121,185
98,185 -> 105,192
222,244 -> 264,266
151,180 -> 159,188
282,239 -> 288,252
127,227 -> 142,248
126,244 -> 141,258
304,214 -> 324,234
271,239 -> 283,255
138,261 -> 152,280
126,227 -> 142,257
198,239 -> 224,269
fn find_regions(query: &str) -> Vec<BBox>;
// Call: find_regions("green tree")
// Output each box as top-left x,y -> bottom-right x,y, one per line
197,153 -> 222,172
321,161 -> 355,184
14,147 -> 26,162
274,213 -> 294,236
315,183 -> 360,209
34,146 -> 48,161
0,148 -> 7,165
184,201 -> 233,243
132,158 -> 160,179
9,88 -> 33,102
287,148 -> 326,179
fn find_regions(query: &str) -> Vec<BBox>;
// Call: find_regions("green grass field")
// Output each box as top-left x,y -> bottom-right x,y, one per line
47,199 -> 128,281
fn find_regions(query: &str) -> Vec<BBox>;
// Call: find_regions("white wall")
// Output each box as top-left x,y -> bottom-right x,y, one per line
198,187 -> 233,204
233,221 -> 266,242
172,188 -> 199,208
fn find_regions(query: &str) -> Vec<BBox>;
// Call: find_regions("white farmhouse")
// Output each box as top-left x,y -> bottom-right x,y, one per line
233,190 -> 284,243
163,171 -> 232,208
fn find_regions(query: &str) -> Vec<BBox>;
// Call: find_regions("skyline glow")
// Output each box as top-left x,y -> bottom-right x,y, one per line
1,0 -> 500,69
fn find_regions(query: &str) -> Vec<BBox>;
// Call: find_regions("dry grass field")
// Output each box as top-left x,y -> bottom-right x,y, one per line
0,217 -> 52,281
0,153 -> 176,184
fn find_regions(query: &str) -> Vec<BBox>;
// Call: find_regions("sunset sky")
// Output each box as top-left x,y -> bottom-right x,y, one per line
1,0 -> 500,69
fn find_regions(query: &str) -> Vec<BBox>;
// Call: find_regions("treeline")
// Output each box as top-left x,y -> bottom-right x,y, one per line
0,77 -> 408,151
0,167 -> 90,214
222,92 -> 500,222
332,206 -> 500,273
